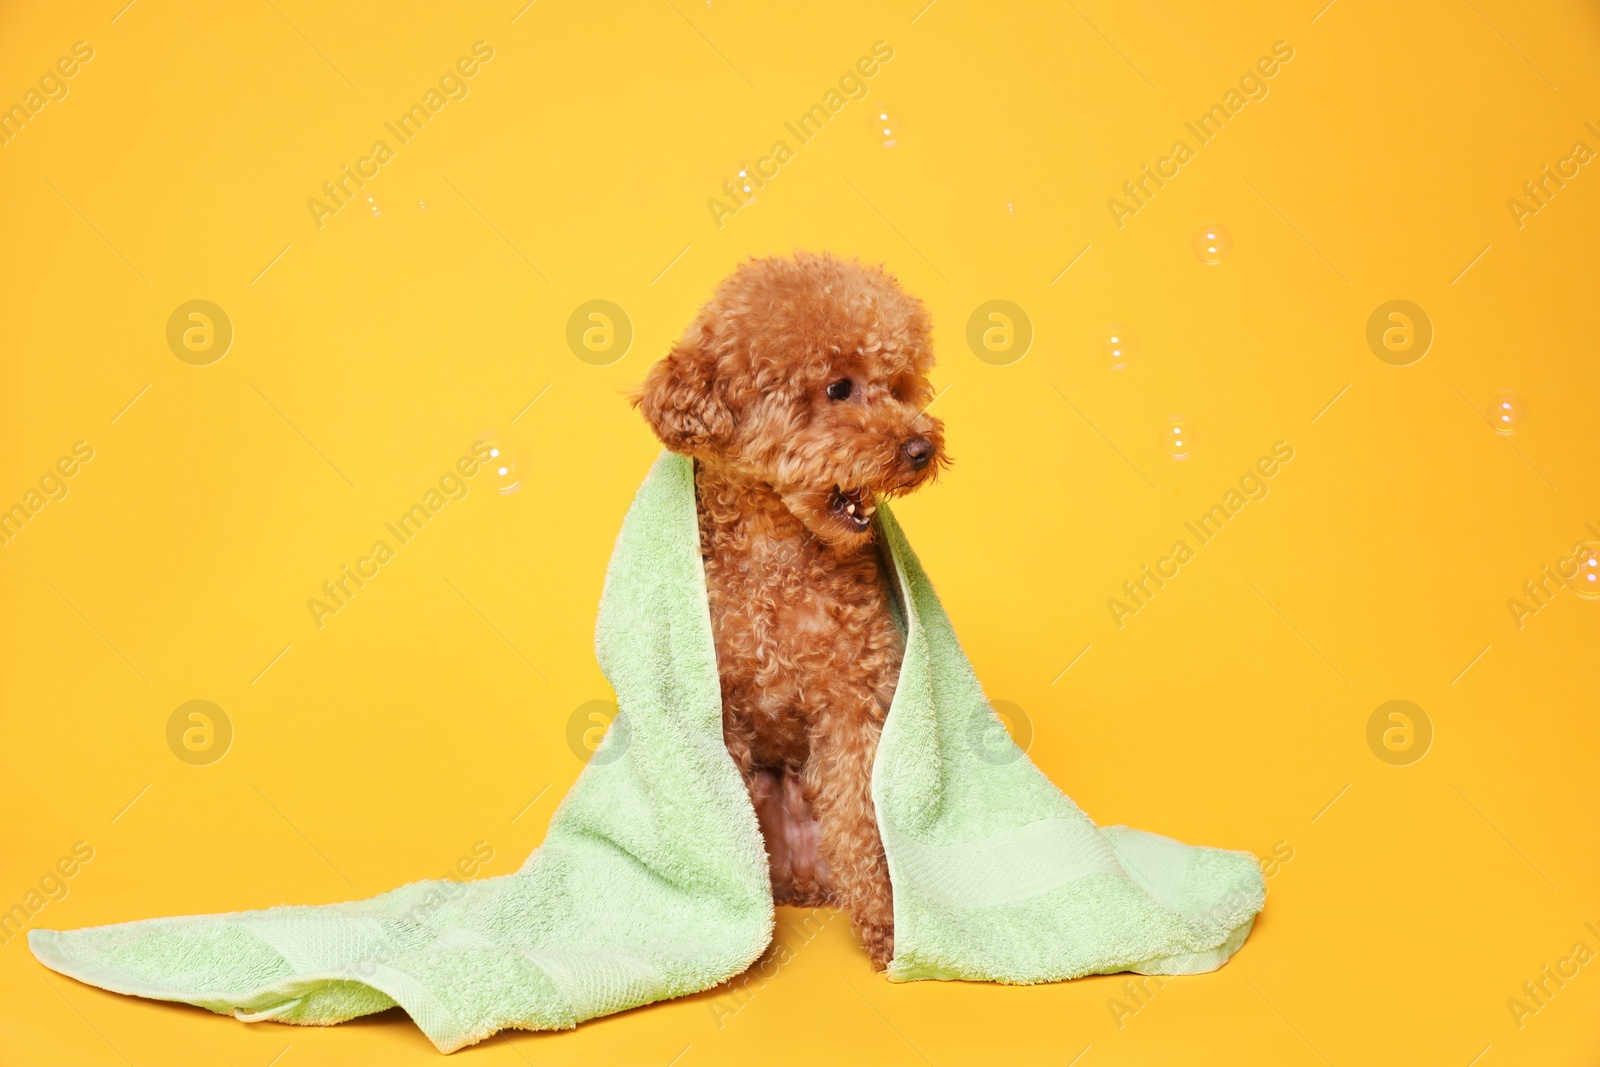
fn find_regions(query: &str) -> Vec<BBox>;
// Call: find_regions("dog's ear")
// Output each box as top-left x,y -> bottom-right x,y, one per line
632,333 -> 733,455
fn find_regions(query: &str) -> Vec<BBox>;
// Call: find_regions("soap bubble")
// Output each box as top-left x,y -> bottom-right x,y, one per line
486,448 -> 519,495
1163,417 -> 1192,460
1104,325 -> 1138,371
365,195 -> 381,218
723,160 -> 759,205
1489,390 -> 1521,435
1192,223 -> 1232,265
475,432 -> 522,495
870,107 -> 902,148
1573,543 -> 1600,600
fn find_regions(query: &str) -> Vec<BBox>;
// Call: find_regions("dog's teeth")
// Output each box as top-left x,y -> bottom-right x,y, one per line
846,504 -> 857,514
862,505 -> 876,516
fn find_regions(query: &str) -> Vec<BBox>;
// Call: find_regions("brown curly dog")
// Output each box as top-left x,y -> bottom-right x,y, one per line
634,251 -> 946,967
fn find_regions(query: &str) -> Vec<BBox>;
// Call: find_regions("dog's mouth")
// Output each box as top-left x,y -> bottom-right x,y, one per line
826,486 -> 875,532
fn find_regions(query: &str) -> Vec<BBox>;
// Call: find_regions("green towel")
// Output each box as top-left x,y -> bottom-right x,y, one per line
31,451 -> 1263,1052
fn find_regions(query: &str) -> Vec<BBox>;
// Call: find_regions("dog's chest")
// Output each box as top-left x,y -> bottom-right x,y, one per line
699,513 -> 905,743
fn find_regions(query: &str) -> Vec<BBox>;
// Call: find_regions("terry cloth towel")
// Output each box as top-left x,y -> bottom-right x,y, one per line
31,451 -> 1264,1053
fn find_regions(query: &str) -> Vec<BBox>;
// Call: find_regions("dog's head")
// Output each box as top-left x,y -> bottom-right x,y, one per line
635,251 -> 946,547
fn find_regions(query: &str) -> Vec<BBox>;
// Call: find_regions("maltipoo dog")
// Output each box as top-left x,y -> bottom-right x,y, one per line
634,251 -> 946,966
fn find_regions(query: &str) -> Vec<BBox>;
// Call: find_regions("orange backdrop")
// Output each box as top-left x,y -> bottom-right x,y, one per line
2,1 -> 1598,1064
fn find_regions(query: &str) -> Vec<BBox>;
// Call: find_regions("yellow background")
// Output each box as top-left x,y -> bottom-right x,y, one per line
2,0 -> 1598,1063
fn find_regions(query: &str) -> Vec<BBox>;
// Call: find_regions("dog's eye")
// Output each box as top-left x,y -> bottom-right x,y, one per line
826,379 -> 852,401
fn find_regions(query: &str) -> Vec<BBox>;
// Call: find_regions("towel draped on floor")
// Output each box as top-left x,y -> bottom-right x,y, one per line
31,451 -> 1264,1053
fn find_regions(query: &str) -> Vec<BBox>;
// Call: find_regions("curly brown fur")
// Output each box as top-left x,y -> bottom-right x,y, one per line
633,251 -> 946,968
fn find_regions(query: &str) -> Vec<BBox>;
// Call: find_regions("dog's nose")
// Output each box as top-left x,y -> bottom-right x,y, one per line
903,435 -> 934,471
